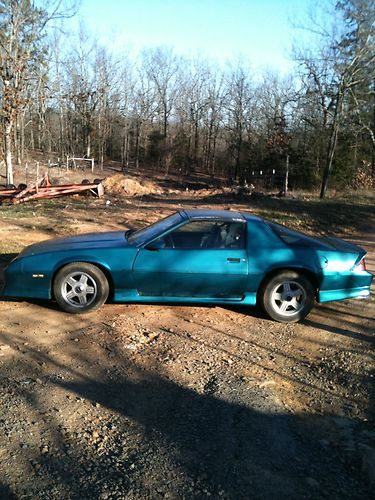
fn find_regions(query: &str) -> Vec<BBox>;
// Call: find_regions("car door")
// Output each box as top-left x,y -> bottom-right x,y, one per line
132,220 -> 248,298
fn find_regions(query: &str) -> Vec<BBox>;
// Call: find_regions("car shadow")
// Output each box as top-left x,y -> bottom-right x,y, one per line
1,296 -> 269,322
303,318 -> 374,344
0,482 -> 16,500
0,332 -> 372,499
222,303 -> 267,320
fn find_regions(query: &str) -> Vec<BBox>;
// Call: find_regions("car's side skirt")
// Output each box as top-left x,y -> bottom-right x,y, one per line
113,289 -> 257,306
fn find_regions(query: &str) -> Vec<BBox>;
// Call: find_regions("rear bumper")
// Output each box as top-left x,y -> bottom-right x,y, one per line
318,285 -> 371,302
318,270 -> 373,303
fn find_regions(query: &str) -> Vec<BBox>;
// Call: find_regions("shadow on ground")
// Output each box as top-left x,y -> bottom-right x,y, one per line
0,324 -> 372,500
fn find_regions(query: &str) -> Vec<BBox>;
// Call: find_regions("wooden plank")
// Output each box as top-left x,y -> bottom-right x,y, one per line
10,182 -> 104,204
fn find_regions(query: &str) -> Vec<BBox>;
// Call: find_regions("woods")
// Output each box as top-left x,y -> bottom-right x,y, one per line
0,0 -> 374,196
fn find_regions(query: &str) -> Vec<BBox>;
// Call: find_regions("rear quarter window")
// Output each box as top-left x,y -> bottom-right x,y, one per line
266,221 -> 312,246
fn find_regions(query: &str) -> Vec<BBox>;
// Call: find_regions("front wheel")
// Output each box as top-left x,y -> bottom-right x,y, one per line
259,271 -> 314,323
53,262 -> 109,314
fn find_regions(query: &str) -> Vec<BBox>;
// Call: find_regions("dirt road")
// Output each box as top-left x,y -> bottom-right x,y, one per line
0,189 -> 374,499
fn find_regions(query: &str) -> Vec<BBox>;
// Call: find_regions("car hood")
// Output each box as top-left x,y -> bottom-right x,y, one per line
19,231 -> 129,257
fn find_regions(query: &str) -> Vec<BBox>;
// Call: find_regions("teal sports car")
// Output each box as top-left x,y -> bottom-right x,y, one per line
1,209 -> 372,322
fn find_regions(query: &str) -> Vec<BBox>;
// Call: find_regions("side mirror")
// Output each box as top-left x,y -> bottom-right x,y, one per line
145,238 -> 165,251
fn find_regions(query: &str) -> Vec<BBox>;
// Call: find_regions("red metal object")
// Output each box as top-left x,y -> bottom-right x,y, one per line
0,173 -> 104,204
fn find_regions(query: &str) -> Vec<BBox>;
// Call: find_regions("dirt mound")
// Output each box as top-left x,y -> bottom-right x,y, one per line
194,187 -> 232,197
103,174 -> 165,196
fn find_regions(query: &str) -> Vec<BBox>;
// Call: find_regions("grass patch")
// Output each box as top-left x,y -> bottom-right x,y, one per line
0,241 -> 23,254
1,190 -> 373,239
247,195 -> 375,234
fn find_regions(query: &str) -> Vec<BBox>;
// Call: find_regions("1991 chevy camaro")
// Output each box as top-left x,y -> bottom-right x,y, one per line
2,209 -> 372,322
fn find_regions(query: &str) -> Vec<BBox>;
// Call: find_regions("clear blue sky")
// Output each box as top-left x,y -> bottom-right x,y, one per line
75,0 -> 320,74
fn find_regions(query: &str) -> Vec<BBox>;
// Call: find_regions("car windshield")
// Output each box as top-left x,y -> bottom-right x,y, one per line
127,212 -> 183,246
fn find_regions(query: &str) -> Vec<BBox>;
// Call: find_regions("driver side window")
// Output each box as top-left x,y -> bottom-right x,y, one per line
160,220 -> 246,249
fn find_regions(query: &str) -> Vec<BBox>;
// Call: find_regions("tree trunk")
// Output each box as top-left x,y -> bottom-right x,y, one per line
320,123 -> 339,198
320,94 -> 342,199
5,122 -> 14,185
14,118 -> 21,165
20,111 -> 25,163
234,130 -> 242,181
122,123 -> 129,168
163,111 -> 168,173
193,120 -> 199,166
87,133 -> 91,158
211,134 -> 217,177
135,121 -> 141,170
284,154 -> 289,195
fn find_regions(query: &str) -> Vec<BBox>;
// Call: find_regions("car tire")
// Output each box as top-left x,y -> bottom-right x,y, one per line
259,271 -> 314,323
53,262 -> 109,314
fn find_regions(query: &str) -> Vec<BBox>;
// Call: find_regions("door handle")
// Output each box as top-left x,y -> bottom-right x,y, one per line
227,257 -> 241,263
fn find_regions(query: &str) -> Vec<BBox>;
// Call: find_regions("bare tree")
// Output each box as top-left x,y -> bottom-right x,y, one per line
224,62 -> 254,181
294,0 -> 375,197
0,0 -> 77,185
174,58 -> 212,174
142,47 -> 181,172
0,0 -> 45,184
202,68 -> 225,177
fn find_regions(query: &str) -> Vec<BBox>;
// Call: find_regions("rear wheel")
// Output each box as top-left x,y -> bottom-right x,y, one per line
53,262 -> 109,314
259,271 -> 314,323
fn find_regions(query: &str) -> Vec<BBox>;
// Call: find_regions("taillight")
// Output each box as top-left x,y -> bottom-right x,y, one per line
354,259 -> 367,272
